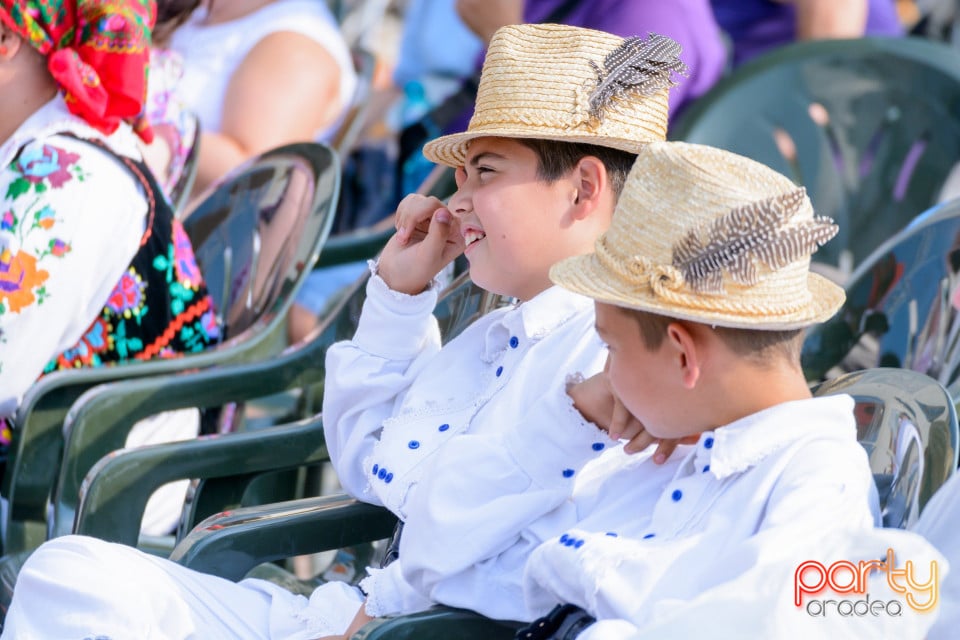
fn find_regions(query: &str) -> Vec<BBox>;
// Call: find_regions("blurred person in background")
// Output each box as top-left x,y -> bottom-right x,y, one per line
710,0 -> 904,68
138,0 -> 202,203
169,0 -> 357,196
453,0 -> 727,124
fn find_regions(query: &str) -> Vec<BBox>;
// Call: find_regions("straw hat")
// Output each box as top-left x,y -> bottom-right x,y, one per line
422,23 -> 687,168
550,141 -> 846,330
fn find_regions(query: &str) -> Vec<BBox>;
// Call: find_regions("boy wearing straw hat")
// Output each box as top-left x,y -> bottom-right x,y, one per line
3,23 -> 691,639
513,140 -> 944,639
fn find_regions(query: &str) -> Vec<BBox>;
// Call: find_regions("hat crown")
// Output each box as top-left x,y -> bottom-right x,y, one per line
423,23 -> 685,167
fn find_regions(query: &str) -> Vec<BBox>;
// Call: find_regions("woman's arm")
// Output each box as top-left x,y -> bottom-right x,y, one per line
192,30 -> 342,194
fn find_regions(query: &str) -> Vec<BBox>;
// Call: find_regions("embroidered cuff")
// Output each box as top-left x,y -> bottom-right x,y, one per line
503,388 -> 618,490
359,561 -> 433,618
353,267 -> 441,360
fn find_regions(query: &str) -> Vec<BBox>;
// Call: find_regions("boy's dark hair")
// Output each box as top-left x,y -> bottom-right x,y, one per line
626,308 -> 805,365
153,0 -> 202,46
517,139 -> 637,198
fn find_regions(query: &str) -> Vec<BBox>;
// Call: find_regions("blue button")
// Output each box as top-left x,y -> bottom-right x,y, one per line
385,473 -> 394,483
509,336 -> 519,349
562,468 -> 575,478
564,538 -> 575,547
704,437 -> 714,449
702,465 -> 710,473
378,468 -> 387,480
372,464 -> 379,475
643,533 -> 655,539
671,489 -> 683,501
591,442 -> 605,451
574,540 -> 584,548
408,440 -> 420,449
560,534 -> 569,544
439,424 -> 450,432
496,366 -> 503,377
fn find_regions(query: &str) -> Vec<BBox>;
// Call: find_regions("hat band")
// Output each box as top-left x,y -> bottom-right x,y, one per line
594,235 -> 812,318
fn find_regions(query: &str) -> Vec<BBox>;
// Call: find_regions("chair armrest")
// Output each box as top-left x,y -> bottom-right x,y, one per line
170,494 -> 398,581
353,607 -> 523,640
70,416 -> 328,545
1,318 -> 286,555
49,275 -> 368,543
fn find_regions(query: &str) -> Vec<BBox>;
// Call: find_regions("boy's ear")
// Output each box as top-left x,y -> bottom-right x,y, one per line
569,156 -> 607,218
666,321 -> 701,389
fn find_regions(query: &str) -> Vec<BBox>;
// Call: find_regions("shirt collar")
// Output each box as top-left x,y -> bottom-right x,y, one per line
1,97 -> 141,169
693,394 -> 856,479
480,286 -> 594,361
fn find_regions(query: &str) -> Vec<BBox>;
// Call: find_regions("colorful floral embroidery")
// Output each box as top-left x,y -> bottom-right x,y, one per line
8,144 -> 82,196
1,210 -> 15,232
44,318 -> 113,372
44,147 -> 220,372
172,220 -> 201,285
0,249 -> 50,314
0,144 -> 85,319
105,268 -> 146,322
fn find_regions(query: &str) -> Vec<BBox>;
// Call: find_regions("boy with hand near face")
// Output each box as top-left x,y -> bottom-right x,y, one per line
515,140 -> 945,639
3,24 -> 690,640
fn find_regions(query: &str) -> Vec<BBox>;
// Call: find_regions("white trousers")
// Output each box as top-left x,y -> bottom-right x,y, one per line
2,536 -> 364,639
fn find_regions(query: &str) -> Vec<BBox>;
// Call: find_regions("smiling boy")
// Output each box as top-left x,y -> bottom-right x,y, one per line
3,24 -> 691,639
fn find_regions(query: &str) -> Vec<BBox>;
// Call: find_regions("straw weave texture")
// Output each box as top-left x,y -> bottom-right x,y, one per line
550,142 -> 845,329
423,23 -> 671,167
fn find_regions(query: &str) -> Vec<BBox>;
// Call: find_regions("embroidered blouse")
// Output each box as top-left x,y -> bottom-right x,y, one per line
0,98 -> 218,423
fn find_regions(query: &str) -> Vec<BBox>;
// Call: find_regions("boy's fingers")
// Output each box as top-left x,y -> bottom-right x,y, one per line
423,208 -> 454,257
396,195 -> 445,244
624,429 -> 656,455
609,399 -> 631,440
652,439 -> 680,464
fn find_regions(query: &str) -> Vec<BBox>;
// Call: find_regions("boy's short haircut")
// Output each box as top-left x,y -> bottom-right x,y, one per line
517,139 -> 637,199
625,307 -> 805,365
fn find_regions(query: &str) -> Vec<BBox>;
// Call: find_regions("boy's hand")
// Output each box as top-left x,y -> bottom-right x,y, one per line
378,194 -> 464,295
568,370 -> 692,464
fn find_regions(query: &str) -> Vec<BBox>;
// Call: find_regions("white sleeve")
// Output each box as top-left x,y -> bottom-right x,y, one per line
521,439 -> 908,634
376,388 -> 618,621
531,527 -> 945,640
0,136 -> 145,416
322,271 -> 442,501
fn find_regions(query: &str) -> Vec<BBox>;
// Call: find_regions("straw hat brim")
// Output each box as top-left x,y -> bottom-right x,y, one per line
423,128 -> 650,168
550,253 -> 846,330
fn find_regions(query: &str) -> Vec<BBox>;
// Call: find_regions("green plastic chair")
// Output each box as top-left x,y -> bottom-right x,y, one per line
61,271 -> 506,547
1,142 -> 341,555
670,36 -> 960,273
802,197 -> 960,388
167,367 -> 956,638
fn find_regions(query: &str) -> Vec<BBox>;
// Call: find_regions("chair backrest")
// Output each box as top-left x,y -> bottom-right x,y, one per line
183,142 -> 339,341
671,37 -> 960,273
166,110 -> 201,216
802,197 -> 960,387
813,368 -> 959,529
1,143 -> 340,555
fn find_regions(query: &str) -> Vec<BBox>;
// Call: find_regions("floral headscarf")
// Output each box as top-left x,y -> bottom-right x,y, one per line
0,0 -> 156,142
